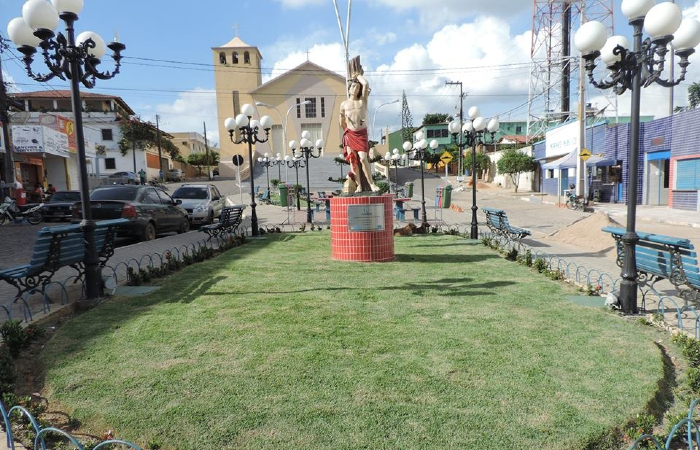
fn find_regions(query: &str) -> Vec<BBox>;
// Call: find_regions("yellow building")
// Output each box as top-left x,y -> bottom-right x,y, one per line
211,36 -> 346,178
170,132 -> 208,159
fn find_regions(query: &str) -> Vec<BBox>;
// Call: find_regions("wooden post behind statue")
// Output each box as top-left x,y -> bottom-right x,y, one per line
339,56 -> 380,194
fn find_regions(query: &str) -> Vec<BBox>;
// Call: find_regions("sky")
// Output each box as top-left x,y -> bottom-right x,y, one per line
2,0 -> 700,147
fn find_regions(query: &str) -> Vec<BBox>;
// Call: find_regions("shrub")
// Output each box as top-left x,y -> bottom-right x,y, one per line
0,320 -> 45,358
0,349 -> 15,392
506,248 -> 518,261
534,258 -> 547,273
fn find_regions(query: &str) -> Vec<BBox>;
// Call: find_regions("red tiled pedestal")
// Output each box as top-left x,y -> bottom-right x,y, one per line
331,195 -> 395,262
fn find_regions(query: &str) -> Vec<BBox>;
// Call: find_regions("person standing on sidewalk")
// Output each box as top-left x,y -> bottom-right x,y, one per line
138,169 -> 146,185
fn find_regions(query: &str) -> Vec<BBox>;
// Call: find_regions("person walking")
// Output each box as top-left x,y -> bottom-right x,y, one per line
138,169 -> 146,185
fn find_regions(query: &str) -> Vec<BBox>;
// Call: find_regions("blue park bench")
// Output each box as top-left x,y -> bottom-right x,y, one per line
602,227 -> 700,307
199,205 -> 245,240
0,219 -> 127,308
482,207 -> 531,244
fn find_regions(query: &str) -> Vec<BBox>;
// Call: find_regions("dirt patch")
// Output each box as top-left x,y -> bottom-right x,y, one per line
546,212 -> 622,256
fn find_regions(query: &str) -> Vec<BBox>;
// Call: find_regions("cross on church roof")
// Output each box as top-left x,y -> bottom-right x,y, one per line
306,49 -> 310,61
233,23 -> 239,37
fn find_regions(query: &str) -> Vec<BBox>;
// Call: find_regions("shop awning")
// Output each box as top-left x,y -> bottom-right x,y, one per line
541,150 -> 614,169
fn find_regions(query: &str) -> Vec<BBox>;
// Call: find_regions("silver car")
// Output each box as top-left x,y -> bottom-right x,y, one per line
171,184 -> 225,225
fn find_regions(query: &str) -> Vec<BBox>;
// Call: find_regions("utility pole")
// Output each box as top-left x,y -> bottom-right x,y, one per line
446,81 -> 464,181
0,38 -> 22,194
577,0 -> 587,198
156,115 -> 163,181
203,121 -> 211,181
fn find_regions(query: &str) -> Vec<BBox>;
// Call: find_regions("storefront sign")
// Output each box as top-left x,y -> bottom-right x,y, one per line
348,204 -> 385,231
12,125 -> 71,158
12,126 -> 44,153
40,114 -> 76,151
545,121 -> 579,158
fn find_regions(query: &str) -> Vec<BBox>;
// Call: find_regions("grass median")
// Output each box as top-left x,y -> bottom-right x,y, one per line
41,233 -> 664,450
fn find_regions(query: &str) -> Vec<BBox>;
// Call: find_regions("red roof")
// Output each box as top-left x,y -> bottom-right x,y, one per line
9,90 -> 135,115
498,135 -> 530,144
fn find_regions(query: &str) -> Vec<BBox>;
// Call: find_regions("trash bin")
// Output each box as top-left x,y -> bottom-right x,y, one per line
435,186 -> 443,208
443,184 -> 452,209
279,184 -> 289,207
404,182 -> 413,198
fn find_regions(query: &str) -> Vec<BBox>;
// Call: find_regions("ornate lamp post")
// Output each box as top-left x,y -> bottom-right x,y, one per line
7,0 -> 126,300
291,130 -> 323,224
272,153 -> 283,182
449,109 -> 499,239
383,148 -> 408,195
224,104 -> 273,237
284,152 -> 305,211
403,134 -> 437,225
575,0 -> 700,314
335,153 -> 345,181
256,100 -> 311,181
257,153 -> 273,194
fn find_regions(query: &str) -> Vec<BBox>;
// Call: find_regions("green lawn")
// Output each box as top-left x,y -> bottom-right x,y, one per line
41,233 -> 664,450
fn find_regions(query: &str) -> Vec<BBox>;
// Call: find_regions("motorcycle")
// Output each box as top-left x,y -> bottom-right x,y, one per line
564,186 -> 587,211
0,197 -> 44,225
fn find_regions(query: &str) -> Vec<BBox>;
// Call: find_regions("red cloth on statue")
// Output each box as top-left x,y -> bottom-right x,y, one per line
342,128 -> 369,182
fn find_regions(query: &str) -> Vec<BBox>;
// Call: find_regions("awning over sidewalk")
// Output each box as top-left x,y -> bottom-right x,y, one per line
541,150 -> 614,169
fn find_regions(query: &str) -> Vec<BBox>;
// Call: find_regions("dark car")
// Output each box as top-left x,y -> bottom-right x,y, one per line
42,191 -> 81,221
73,185 -> 190,241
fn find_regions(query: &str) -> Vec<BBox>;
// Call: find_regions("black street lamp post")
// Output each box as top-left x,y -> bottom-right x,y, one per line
335,153 -> 345,181
383,149 -> 407,195
403,136 -> 437,225
284,154 -> 305,211
291,131 -> 323,224
258,154 -> 272,195
575,1 -> 700,314
273,154 -> 283,182
449,110 -> 499,239
225,104 -> 274,237
7,0 -> 125,301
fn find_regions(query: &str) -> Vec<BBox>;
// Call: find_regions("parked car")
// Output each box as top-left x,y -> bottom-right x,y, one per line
107,171 -> 137,184
72,185 -> 189,241
212,167 -> 219,177
42,190 -> 81,221
165,169 -> 185,182
171,184 -> 225,225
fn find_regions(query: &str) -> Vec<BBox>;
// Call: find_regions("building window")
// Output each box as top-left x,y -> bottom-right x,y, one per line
105,158 -> 116,170
321,98 -> 325,118
305,98 -> 317,118
547,169 -> 555,179
427,129 -> 435,138
663,159 -> 670,189
304,123 -> 323,145
516,125 -> 523,134
244,51 -> 250,64
676,158 -> 700,190
296,98 -> 301,119
440,129 -> 448,138
219,52 -> 227,64
101,129 -> 113,141
232,52 -> 239,64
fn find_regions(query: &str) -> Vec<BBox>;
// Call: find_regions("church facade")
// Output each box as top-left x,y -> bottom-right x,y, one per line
211,37 -> 347,178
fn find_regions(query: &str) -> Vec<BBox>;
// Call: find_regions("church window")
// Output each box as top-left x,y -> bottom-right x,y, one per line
219,52 -> 226,64
305,98 -> 317,118
232,52 -> 239,64
321,98 -> 325,118
296,98 -> 301,119
244,51 -> 251,64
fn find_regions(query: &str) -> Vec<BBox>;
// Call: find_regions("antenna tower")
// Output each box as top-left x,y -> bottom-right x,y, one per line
527,0 -> 614,139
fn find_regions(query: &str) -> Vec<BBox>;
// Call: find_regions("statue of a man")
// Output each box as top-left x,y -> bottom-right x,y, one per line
340,57 -> 379,193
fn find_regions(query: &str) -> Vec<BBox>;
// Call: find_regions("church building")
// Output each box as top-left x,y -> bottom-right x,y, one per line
211,37 -> 347,178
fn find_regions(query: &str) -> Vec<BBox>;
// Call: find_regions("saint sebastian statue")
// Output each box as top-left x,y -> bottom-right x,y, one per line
340,56 -> 379,194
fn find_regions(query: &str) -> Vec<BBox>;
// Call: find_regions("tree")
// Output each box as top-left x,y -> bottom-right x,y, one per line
187,152 -> 219,176
118,118 -> 181,160
422,113 -> 452,125
689,82 -> 700,110
400,91 -> 414,144
496,149 -> 537,193
464,149 -> 491,178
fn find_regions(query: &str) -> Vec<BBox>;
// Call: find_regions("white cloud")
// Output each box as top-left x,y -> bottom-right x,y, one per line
373,0 -> 531,29
146,88 -> 220,146
271,0 -> 325,8
368,30 -> 397,46
263,42 -> 348,83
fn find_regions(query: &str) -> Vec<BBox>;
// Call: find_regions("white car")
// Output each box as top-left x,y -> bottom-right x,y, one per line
171,184 -> 225,225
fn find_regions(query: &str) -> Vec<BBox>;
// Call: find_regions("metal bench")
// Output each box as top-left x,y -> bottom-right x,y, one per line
602,226 -> 700,306
199,205 -> 245,240
482,207 -> 531,243
0,219 -> 128,305
0,224 -> 85,304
